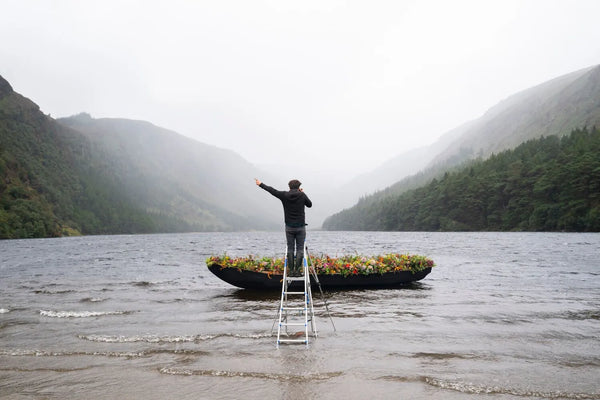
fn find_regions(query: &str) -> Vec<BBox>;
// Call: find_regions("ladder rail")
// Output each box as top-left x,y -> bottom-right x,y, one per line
276,253 -> 289,345
276,246 -> 317,347
303,257 -> 309,344
305,254 -> 317,336
306,246 -> 336,332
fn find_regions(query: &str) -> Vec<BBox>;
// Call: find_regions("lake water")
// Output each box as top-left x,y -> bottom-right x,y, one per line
1,231 -> 599,399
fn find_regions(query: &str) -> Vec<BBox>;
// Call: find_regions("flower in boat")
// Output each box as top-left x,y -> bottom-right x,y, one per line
206,253 -> 435,276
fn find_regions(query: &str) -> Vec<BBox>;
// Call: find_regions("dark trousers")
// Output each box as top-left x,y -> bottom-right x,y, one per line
285,226 -> 306,269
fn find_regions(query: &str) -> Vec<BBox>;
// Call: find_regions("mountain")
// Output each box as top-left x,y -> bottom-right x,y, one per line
323,64 -> 600,230
330,124 -> 466,208
58,113 -> 281,231
323,128 -> 600,231
429,64 -> 600,168
320,65 -> 600,223
0,74 -> 279,238
1,75 -> 83,237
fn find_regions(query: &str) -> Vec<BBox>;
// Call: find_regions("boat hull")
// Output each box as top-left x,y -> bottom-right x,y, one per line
207,264 -> 432,290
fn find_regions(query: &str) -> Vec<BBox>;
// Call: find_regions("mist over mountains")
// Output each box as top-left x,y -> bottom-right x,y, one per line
1,76 -> 281,238
429,64 -> 600,168
58,113 -> 281,230
1,64 -> 599,238
318,64 -> 600,224
324,127 -> 600,231
323,65 -> 600,231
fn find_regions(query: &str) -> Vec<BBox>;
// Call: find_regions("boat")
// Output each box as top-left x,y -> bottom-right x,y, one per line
207,264 -> 432,290
206,254 -> 434,290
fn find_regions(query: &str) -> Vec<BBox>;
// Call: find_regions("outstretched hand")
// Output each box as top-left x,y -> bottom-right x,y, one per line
254,178 -> 261,186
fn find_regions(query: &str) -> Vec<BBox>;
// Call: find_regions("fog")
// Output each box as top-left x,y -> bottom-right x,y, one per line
2,0 -> 600,199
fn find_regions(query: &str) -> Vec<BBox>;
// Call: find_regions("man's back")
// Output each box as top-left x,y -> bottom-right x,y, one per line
258,183 -> 312,226
255,178 -> 311,276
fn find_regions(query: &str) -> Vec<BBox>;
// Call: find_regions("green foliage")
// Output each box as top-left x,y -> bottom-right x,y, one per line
1,75 -> 277,239
324,127 -> 600,232
0,79 -> 209,239
206,253 -> 435,276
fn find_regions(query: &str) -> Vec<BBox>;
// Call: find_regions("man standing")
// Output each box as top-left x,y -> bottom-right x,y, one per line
255,178 -> 312,276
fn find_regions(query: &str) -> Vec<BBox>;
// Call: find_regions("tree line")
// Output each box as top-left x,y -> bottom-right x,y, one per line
323,127 -> 600,232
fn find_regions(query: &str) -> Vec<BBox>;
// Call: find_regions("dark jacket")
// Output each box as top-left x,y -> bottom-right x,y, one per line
259,183 -> 312,227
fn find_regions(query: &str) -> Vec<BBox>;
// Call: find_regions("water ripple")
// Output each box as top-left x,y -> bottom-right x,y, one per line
422,376 -> 600,399
77,332 -> 272,343
40,310 -> 134,318
159,367 -> 343,381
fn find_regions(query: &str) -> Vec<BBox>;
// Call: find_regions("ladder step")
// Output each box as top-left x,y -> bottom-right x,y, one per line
277,246 -> 318,347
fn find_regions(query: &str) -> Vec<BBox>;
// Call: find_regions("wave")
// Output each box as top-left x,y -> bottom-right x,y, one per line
80,297 -> 107,303
131,281 -> 154,287
423,376 -> 600,399
232,332 -> 273,339
380,375 -> 600,399
78,334 -> 213,343
0,349 -> 148,358
39,310 -> 133,318
565,310 -> 600,321
77,332 -> 272,343
34,289 -> 76,295
1,348 -> 212,358
410,352 -> 482,360
0,366 -> 94,373
159,367 -> 343,381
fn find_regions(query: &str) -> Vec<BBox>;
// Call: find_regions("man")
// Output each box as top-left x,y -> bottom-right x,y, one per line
255,178 -> 312,276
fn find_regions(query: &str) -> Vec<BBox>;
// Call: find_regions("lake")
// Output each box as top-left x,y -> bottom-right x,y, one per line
1,231 -> 599,399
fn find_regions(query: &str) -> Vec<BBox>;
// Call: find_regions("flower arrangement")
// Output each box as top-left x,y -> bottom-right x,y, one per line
206,253 -> 434,276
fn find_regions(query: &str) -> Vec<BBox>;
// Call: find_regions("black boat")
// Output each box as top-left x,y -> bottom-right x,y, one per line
207,264 -> 432,290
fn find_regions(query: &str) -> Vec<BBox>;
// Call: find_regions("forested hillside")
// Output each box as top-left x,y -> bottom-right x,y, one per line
0,76 -> 174,238
0,75 -> 278,239
323,128 -> 600,231
431,65 -> 600,169
331,65 -> 600,218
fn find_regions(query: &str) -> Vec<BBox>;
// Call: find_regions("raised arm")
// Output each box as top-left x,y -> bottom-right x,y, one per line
255,179 -> 285,200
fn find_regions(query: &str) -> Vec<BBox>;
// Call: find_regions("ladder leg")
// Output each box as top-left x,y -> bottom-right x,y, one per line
305,253 -> 317,338
304,257 -> 309,346
276,253 -> 289,347
306,245 -> 335,333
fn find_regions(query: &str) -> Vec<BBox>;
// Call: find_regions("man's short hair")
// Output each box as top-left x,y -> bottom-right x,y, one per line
288,179 -> 301,189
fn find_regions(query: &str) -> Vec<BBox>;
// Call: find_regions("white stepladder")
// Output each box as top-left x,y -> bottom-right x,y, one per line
276,246 -> 317,347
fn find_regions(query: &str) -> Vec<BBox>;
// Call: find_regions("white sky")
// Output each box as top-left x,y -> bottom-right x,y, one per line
2,0 -> 600,175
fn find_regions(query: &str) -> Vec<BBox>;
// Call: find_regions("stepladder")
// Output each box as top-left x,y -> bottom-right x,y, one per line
276,247 -> 317,347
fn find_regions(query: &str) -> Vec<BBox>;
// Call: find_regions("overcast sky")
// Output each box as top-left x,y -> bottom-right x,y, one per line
2,0 -> 600,175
